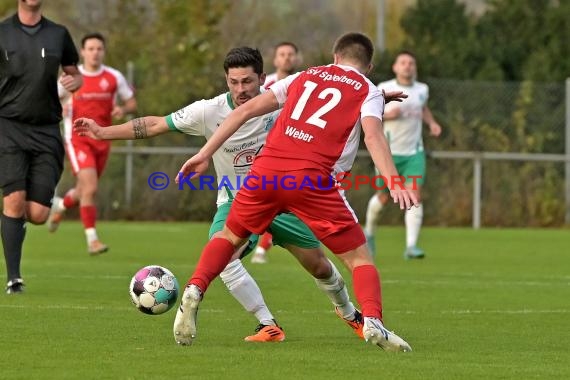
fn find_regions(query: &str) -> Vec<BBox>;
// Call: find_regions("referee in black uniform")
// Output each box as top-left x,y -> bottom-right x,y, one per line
0,0 -> 82,294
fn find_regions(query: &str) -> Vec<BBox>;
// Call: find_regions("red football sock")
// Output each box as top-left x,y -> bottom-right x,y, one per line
258,232 -> 273,250
63,190 -> 79,209
352,265 -> 383,320
79,205 -> 97,229
188,238 -> 235,293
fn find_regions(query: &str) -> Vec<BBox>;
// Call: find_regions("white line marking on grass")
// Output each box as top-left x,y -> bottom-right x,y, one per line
382,279 -> 569,287
0,304 -> 568,316
439,309 -> 570,315
0,304 -> 226,312
16,274 -> 130,280
16,274 -> 569,287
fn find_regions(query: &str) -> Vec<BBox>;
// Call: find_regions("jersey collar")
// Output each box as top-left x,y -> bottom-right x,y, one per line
395,78 -> 415,87
226,92 -> 236,110
333,63 -> 360,74
12,13 -> 45,29
79,64 -> 105,77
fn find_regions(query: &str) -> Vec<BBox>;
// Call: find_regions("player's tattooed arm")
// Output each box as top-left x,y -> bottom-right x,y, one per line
132,117 -> 148,139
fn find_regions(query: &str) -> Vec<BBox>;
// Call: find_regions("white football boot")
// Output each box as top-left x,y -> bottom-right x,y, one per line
173,284 -> 202,345
47,196 -> 65,233
363,317 -> 412,352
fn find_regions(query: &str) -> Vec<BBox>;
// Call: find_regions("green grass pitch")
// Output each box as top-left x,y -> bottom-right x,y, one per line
1,222 -> 569,379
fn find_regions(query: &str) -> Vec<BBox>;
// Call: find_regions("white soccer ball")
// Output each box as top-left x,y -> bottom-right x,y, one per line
129,265 -> 179,315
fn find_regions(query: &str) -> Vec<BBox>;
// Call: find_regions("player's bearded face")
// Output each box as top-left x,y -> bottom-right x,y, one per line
226,67 -> 263,107
393,55 -> 417,81
274,46 -> 297,73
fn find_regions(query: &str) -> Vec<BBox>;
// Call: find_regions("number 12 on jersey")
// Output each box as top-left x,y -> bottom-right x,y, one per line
290,81 -> 342,129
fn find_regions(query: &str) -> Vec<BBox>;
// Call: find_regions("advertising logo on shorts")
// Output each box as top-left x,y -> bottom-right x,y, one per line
233,145 -> 263,175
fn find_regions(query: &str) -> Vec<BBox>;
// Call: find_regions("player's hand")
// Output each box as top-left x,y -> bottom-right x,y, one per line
429,121 -> 442,137
176,153 -> 210,184
60,73 -> 82,93
389,188 -> 419,210
383,89 -> 408,103
73,118 -> 104,140
111,106 -> 125,119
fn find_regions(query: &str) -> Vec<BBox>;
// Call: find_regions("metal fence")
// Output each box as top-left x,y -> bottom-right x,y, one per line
55,78 -> 570,227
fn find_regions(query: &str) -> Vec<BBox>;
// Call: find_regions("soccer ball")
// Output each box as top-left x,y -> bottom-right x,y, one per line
129,265 -> 180,315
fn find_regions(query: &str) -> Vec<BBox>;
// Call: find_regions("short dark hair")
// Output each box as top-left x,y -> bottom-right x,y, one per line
223,47 -> 264,75
332,32 -> 374,66
81,32 -> 106,48
395,50 -> 417,62
274,41 -> 299,55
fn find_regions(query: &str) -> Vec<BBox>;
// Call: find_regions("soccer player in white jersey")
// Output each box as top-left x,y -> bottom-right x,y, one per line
262,42 -> 300,89
74,47 -> 366,342
364,50 -> 442,259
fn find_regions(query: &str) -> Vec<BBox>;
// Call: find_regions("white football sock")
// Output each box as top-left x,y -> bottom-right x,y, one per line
56,197 -> 65,211
85,228 -> 98,244
405,203 -> 423,248
364,194 -> 383,236
219,259 -> 275,326
314,259 -> 356,319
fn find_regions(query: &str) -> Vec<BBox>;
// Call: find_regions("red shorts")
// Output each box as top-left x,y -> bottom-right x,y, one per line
65,137 -> 111,177
226,167 -> 366,254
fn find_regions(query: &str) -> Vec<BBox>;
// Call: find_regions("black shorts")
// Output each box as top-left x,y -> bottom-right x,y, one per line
0,117 -> 64,207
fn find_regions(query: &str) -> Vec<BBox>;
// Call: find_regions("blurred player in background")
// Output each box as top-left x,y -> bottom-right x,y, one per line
251,41 -> 302,264
263,41 -> 300,89
48,33 -> 137,255
0,0 -> 82,293
74,47 -> 365,342
172,33 -> 415,351
364,50 -> 441,259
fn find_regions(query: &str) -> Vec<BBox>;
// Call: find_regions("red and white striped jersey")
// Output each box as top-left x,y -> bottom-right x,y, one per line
260,64 -> 384,175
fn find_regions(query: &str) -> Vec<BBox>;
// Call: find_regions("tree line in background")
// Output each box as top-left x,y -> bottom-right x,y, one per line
1,0 -> 568,226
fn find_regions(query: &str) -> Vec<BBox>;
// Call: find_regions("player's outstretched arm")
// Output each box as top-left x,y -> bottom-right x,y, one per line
362,116 -> 419,210
74,116 -> 169,140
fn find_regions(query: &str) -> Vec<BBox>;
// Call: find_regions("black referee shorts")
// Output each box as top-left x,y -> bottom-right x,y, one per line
0,117 -> 64,207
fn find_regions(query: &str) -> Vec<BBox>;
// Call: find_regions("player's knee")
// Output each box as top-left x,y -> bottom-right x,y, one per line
26,201 -> 50,224
336,246 -> 374,272
27,215 -> 47,225
309,258 -> 332,279
82,184 -> 98,198
2,191 -> 26,217
26,209 -> 49,225
220,227 -> 248,248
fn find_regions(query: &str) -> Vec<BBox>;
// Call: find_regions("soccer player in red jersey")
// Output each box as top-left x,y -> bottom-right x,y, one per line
251,42 -> 302,264
173,32 -> 417,351
48,33 -> 137,255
